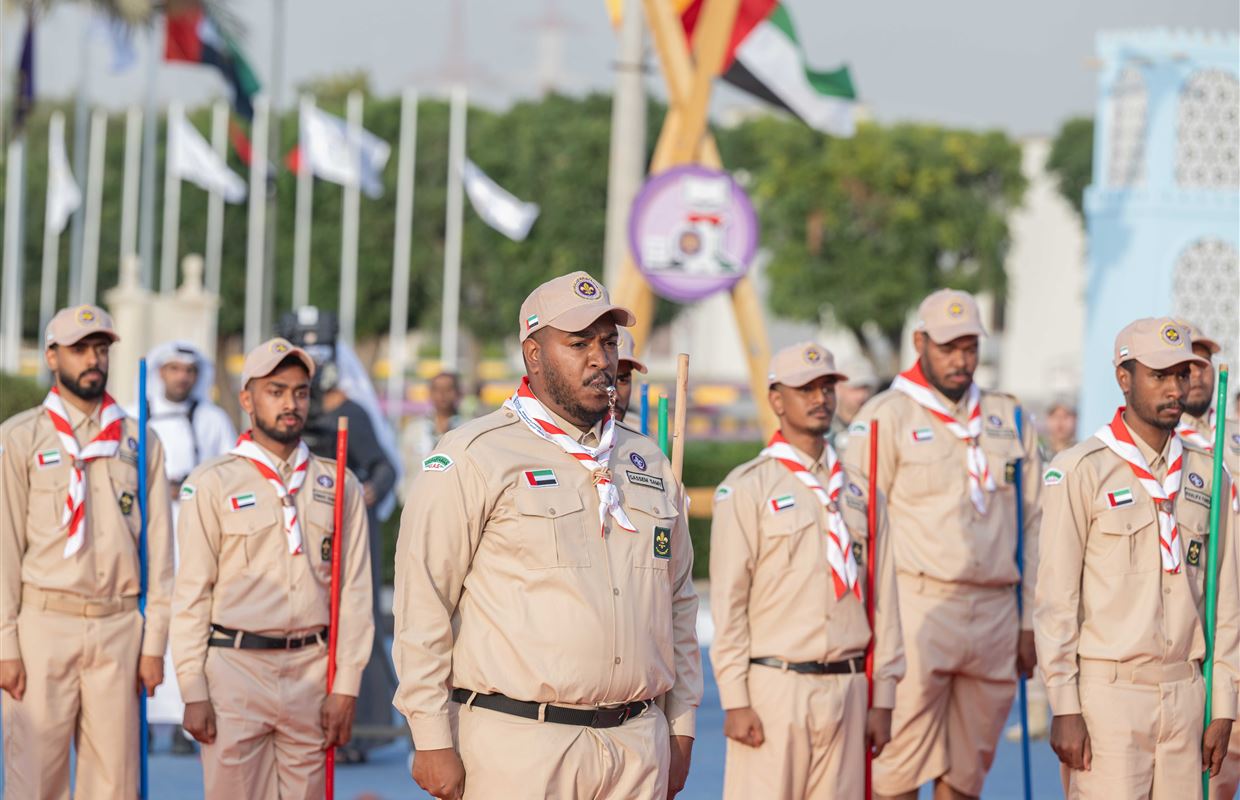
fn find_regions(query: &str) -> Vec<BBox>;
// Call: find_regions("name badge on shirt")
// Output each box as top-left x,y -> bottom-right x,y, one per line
626,471 -> 665,492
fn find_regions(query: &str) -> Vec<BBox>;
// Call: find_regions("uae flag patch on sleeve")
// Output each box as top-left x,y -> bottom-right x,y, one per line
1105,488 -> 1134,508
769,494 -> 795,513
524,468 -> 559,488
229,492 -> 258,511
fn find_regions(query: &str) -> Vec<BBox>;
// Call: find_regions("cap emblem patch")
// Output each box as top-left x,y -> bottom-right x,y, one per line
1161,324 -> 1183,347
947,301 -> 964,318
574,278 -> 600,300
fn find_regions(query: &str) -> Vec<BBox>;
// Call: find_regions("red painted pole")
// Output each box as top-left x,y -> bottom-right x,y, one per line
326,417 -> 348,800
865,421 -> 879,798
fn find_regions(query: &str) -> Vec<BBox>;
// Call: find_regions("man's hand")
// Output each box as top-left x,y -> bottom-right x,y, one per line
723,707 -> 765,748
866,707 -> 893,758
320,693 -> 357,749
667,735 -> 693,799
136,655 -> 163,697
1203,718 -> 1233,777
0,659 -> 25,701
1050,713 -> 1091,771
183,700 -> 217,744
1016,630 -> 1037,679
362,482 -> 378,508
412,747 -> 465,800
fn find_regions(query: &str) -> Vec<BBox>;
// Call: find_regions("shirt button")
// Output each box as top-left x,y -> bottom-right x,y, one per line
1164,587 -> 1171,595
614,657 -> 622,665
548,508 -> 557,516
613,588 -> 620,596
1166,639 -> 1173,647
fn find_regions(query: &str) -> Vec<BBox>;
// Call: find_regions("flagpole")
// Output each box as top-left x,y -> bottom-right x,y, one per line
244,97 -> 270,352
119,106 -> 142,274
68,18 -> 91,303
39,114 -> 68,385
440,85 -> 467,371
339,91 -> 363,346
80,110 -> 107,306
1,134 -> 26,373
387,88 -> 419,430
602,0 -> 646,289
292,93 -> 315,309
160,103 -> 184,294
205,100 -> 229,298
138,22 -> 160,290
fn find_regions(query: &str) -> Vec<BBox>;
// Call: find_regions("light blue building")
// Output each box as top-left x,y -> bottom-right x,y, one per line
1080,29 -> 1239,431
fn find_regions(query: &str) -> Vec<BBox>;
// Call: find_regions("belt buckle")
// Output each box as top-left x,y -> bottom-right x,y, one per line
592,706 -> 629,728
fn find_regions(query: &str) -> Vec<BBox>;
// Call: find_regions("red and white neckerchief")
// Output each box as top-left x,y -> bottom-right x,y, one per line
760,431 -> 860,600
229,431 -> 311,554
503,377 -> 636,537
42,388 -> 126,558
1176,411 -> 1239,513
1095,408 -> 1183,574
891,361 -> 995,514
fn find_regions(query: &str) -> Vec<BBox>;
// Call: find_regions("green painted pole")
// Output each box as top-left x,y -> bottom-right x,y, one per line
658,395 -> 670,456
1203,364 -> 1229,799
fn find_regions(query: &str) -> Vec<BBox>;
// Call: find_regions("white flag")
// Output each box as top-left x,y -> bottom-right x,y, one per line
462,159 -> 540,242
46,113 -> 82,235
300,105 -> 390,198
169,109 -> 247,203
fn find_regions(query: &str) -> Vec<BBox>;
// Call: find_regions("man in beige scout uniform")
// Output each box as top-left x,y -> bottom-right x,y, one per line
843,289 -> 1042,800
1036,317 -> 1239,798
172,337 -> 374,797
710,342 -> 904,799
613,328 -> 648,423
0,304 -> 174,799
395,271 -> 702,800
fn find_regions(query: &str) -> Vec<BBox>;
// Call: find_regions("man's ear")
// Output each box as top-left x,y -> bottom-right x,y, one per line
768,386 -> 785,418
1115,365 -> 1132,396
912,330 -> 927,355
239,386 -> 254,416
45,347 -> 57,373
522,335 -> 541,376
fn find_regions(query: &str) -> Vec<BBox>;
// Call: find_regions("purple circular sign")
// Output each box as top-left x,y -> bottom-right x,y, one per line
628,164 -> 758,303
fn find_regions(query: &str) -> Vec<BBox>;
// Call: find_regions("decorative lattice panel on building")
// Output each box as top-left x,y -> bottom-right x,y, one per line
1176,70 -> 1240,189
1173,237 -> 1240,369
1107,68 -> 1148,188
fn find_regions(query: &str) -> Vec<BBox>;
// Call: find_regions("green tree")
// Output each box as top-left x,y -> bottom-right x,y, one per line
1047,116 -> 1094,219
718,119 -> 1026,371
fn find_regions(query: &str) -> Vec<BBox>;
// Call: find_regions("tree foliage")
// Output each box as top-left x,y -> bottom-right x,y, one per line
1046,116 -> 1094,219
717,119 -> 1026,365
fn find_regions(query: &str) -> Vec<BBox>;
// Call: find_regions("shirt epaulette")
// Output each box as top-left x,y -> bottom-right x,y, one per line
440,408 -> 521,452
1052,437 -> 1109,472
0,405 -> 45,444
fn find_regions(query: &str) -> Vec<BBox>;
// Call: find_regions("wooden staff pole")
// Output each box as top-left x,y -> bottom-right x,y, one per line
326,417 -> 348,799
671,354 -> 690,481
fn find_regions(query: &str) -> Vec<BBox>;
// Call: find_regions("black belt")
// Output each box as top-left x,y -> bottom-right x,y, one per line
750,656 -> 865,675
450,689 -> 651,729
208,624 -> 327,650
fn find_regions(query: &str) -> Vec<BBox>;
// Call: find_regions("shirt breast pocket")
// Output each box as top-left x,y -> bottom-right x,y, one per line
1180,515 -> 1210,602
514,488 -> 590,569
27,466 -> 68,536
105,458 -> 141,536
220,510 -> 268,569
304,501 -> 336,575
980,435 -> 1025,490
899,433 -> 957,498
1092,504 -> 1159,576
761,508 -> 817,567
628,491 -> 679,571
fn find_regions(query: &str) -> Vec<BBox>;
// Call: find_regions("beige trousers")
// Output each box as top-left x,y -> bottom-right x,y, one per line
1,601 -> 144,800
200,641 -> 328,800
1064,663 -> 1205,800
874,574 -> 1018,797
723,666 -> 868,800
453,699 -> 669,799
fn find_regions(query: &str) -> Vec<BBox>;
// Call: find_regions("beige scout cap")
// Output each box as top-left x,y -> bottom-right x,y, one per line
768,342 -> 848,387
241,337 -> 316,386
1113,317 -> 1209,369
617,329 -> 648,374
518,271 -> 636,343
915,289 -> 987,344
45,304 -> 120,347
1173,318 -> 1221,355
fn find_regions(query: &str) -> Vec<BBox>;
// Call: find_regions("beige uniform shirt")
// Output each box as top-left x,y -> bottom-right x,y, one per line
393,408 -> 703,751
0,402 -> 174,661
709,443 -> 905,710
171,442 -> 374,703
843,387 -> 1042,626
1034,422 -> 1240,718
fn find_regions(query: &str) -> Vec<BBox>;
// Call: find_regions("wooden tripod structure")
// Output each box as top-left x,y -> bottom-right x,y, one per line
613,0 -> 778,437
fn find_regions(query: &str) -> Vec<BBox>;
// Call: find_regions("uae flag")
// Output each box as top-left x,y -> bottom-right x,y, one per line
165,6 -> 260,120
681,0 -> 857,137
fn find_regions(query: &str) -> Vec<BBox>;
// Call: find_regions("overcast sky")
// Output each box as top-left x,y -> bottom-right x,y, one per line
3,0 -> 1237,136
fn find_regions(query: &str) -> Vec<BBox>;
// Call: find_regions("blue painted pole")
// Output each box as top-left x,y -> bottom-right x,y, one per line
1013,406 -> 1032,800
639,383 -> 650,435
137,358 -> 150,800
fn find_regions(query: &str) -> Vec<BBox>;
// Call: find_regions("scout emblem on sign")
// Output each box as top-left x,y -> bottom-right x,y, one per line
653,526 -> 672,559
629,164 -> 758,303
